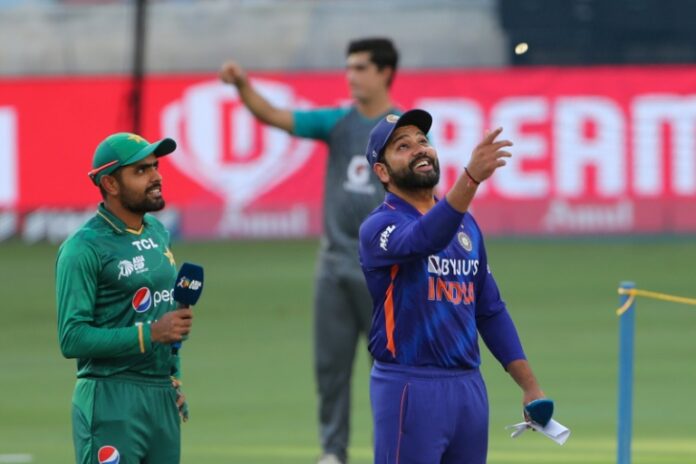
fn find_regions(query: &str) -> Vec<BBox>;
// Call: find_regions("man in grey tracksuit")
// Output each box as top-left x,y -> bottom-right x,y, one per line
221,38 -> 399,464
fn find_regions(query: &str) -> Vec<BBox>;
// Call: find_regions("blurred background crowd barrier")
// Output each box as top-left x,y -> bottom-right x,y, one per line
1,0 -> 695,243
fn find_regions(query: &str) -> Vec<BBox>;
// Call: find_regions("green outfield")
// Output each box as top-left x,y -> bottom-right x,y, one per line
1,238 -> 695,463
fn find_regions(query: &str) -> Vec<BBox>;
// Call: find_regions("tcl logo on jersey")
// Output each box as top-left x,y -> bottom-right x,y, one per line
427,255 -> 479,276
98,445 -> 120,464
428,278 -> 475,305
132,287 -> 174,313
131,238 -> 159,251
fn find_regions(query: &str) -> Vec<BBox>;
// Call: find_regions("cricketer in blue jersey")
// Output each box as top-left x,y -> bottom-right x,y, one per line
359,109 -> 549,463
221,39 -> 400,464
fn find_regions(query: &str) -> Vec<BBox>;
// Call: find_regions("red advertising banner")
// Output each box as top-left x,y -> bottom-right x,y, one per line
1,66 -> 696,241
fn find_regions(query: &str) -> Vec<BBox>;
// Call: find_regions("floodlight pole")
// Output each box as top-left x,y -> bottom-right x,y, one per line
131,0 -> 147,134
617,281 -> 636,464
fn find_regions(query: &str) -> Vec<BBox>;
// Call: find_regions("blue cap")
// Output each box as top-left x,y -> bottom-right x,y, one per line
365,109 -> 432,168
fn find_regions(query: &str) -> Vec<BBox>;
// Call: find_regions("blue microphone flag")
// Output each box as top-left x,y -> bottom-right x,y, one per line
173,262 -> 204,307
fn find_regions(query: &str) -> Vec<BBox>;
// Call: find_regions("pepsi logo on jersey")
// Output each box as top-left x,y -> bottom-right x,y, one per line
98,445 -> 120,464
131,287 -> 174,313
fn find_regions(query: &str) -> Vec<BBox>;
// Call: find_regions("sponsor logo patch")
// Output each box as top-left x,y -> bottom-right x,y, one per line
132,287 -> 152,313
380,224 -> 396,251
98,445 -> 120,464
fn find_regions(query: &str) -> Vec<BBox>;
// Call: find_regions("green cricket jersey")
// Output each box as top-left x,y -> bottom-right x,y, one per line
56,203 -> 180,379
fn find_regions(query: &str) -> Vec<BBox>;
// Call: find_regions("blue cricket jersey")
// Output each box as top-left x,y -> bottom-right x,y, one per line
359,192 -> 526,369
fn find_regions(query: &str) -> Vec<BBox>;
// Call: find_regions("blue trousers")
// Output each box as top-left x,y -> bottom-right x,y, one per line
371,361 -> 489,464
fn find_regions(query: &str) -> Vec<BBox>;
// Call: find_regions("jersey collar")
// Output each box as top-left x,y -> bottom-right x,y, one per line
383,192 -> 440,217
96,203 -> 146,235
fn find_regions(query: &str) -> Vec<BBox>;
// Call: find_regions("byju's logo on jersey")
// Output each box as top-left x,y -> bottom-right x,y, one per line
427,255 -> 480,276
132,287 -> 152,313
98,445 -> 120,464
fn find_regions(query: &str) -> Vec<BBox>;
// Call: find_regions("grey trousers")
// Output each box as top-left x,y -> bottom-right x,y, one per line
313,254 -> 373,462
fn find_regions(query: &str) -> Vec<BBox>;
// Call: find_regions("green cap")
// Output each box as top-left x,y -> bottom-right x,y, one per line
88,132 -> 177,186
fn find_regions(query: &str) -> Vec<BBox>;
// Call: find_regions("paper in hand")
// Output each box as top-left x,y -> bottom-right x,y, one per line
506,419 -> 571,445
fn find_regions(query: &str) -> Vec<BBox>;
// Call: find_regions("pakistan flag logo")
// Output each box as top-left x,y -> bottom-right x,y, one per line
118,260 -> 135,280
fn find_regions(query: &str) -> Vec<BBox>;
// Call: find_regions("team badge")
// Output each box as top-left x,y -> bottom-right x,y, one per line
132,287 -> 152,313
386,114 -> 400,123
164,247 -> 176,266
98,445 -> 120,464
457,232 -> 473,252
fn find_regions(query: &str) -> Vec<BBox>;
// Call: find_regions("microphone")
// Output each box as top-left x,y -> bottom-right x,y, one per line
171,262 -> 204,353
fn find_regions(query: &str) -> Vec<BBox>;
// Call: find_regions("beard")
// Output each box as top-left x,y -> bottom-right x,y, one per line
385,155 -> 440,190
119,183 -> 165,214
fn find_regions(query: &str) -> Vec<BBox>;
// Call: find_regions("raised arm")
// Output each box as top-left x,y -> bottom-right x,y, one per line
220,60 -> 294,132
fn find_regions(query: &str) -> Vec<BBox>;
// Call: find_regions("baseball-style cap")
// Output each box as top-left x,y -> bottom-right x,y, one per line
88,132 -> 177,185
365,109 -> 432,168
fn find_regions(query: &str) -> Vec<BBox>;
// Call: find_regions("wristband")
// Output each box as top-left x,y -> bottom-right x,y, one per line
464,167 -> 481,185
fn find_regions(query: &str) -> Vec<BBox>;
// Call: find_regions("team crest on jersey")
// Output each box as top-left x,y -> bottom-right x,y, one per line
163,247 -> 176,266
457,232 -> 473,252
343,155 -> 376,194
98,445 -> 120,464
132,287 -> 152,313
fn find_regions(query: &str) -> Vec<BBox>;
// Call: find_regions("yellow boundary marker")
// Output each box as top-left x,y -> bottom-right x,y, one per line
616,287 -> 696,316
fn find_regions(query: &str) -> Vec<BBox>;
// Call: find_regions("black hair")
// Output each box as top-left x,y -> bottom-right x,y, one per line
98,168 -> 123,199
347,38 -> 399,87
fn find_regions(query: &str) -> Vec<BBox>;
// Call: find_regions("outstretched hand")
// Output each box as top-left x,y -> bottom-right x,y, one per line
466,127 -> 513,183
220,60 -> 248,88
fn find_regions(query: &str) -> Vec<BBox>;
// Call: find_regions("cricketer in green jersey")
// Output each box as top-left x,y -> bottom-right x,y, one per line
56,132 -> 194,464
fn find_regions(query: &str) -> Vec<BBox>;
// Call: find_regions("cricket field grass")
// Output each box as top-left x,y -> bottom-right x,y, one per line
1,238 -> 695,463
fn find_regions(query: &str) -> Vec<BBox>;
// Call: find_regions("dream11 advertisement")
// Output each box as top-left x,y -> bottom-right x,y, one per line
1,65 -> 696,242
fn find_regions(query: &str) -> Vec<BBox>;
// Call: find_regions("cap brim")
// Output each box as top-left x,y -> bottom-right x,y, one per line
380,109 -> 433,157
122,137 -> 177,167
393,109 -> 432,136
152,137 -> 177,157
